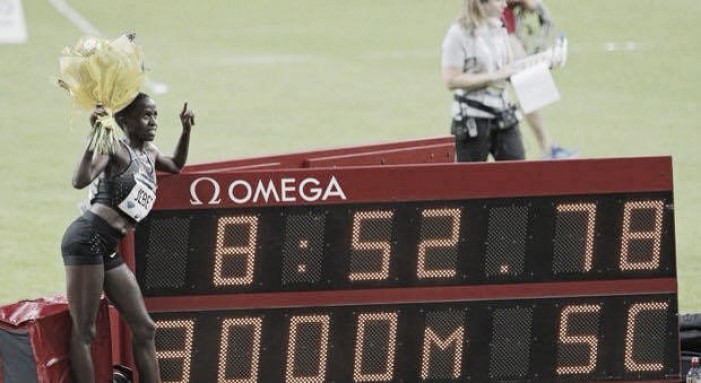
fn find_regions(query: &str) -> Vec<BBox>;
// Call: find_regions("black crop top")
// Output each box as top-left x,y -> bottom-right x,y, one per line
90,141 -> 157,221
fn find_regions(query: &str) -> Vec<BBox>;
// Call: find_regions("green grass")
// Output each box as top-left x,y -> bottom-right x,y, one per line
1,0 -> 700,312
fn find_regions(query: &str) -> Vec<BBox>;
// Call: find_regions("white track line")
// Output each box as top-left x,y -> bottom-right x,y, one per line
604,41 -> 640,52
46,0 -> 99,35
47,0 -> 169,94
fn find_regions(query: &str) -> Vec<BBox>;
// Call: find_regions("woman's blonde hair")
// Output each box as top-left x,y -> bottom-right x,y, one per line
456,0 -> 489,30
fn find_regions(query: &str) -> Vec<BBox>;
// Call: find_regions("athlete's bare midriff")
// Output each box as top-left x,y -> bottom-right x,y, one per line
89,203 -> 132,234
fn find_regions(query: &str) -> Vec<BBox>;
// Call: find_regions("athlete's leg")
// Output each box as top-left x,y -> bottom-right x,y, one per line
525,110 -> 551,153
104,264 -> 161,383
66,264 -> 104,383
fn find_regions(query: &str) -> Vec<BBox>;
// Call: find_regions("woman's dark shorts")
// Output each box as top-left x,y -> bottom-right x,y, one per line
61,211 -> 125,270
454,118 -> 525,162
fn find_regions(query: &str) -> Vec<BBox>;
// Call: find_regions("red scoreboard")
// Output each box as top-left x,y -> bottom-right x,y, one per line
118,137 -> 680,382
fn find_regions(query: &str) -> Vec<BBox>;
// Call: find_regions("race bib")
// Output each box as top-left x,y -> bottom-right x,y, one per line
118,177 -> 156,222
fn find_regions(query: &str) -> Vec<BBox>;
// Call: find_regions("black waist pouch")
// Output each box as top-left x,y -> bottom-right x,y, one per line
453,95 -> 520,130
493,105 -> 519,130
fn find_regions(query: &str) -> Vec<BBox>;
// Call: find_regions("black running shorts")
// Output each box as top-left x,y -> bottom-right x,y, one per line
61,211 -> 125,270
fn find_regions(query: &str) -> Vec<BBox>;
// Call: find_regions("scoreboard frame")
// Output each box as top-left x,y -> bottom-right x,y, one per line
115,137 -> 680,383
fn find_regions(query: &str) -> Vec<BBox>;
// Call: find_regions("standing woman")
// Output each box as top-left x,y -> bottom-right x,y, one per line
441,0 -> 525,162
61,93 -> 195,383
504,0 -> 578,159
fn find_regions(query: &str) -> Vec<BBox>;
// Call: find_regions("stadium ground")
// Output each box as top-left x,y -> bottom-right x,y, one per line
0,0 -> 699,311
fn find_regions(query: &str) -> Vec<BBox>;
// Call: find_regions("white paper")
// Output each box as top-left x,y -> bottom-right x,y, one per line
510,62 -> 560,114
0,0 -> 28,44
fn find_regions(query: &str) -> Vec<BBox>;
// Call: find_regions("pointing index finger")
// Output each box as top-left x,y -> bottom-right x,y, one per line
182,101 -> 188,114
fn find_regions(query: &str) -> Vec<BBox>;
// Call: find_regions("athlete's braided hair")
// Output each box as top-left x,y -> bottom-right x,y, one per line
115,92 -> 151,130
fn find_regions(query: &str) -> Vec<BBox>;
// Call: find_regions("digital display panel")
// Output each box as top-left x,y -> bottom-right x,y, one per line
121,155 -> 680,382
149,296 -> 678,382
134,193 -> 675,296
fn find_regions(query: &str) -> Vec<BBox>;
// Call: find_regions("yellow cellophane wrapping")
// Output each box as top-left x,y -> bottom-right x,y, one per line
57,34 -> 145,154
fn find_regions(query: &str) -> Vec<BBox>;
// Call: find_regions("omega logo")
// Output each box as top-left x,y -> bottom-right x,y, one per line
189,176 -> 347,205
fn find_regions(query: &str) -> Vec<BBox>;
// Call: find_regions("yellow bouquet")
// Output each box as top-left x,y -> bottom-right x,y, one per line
57,33 -> 145,154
